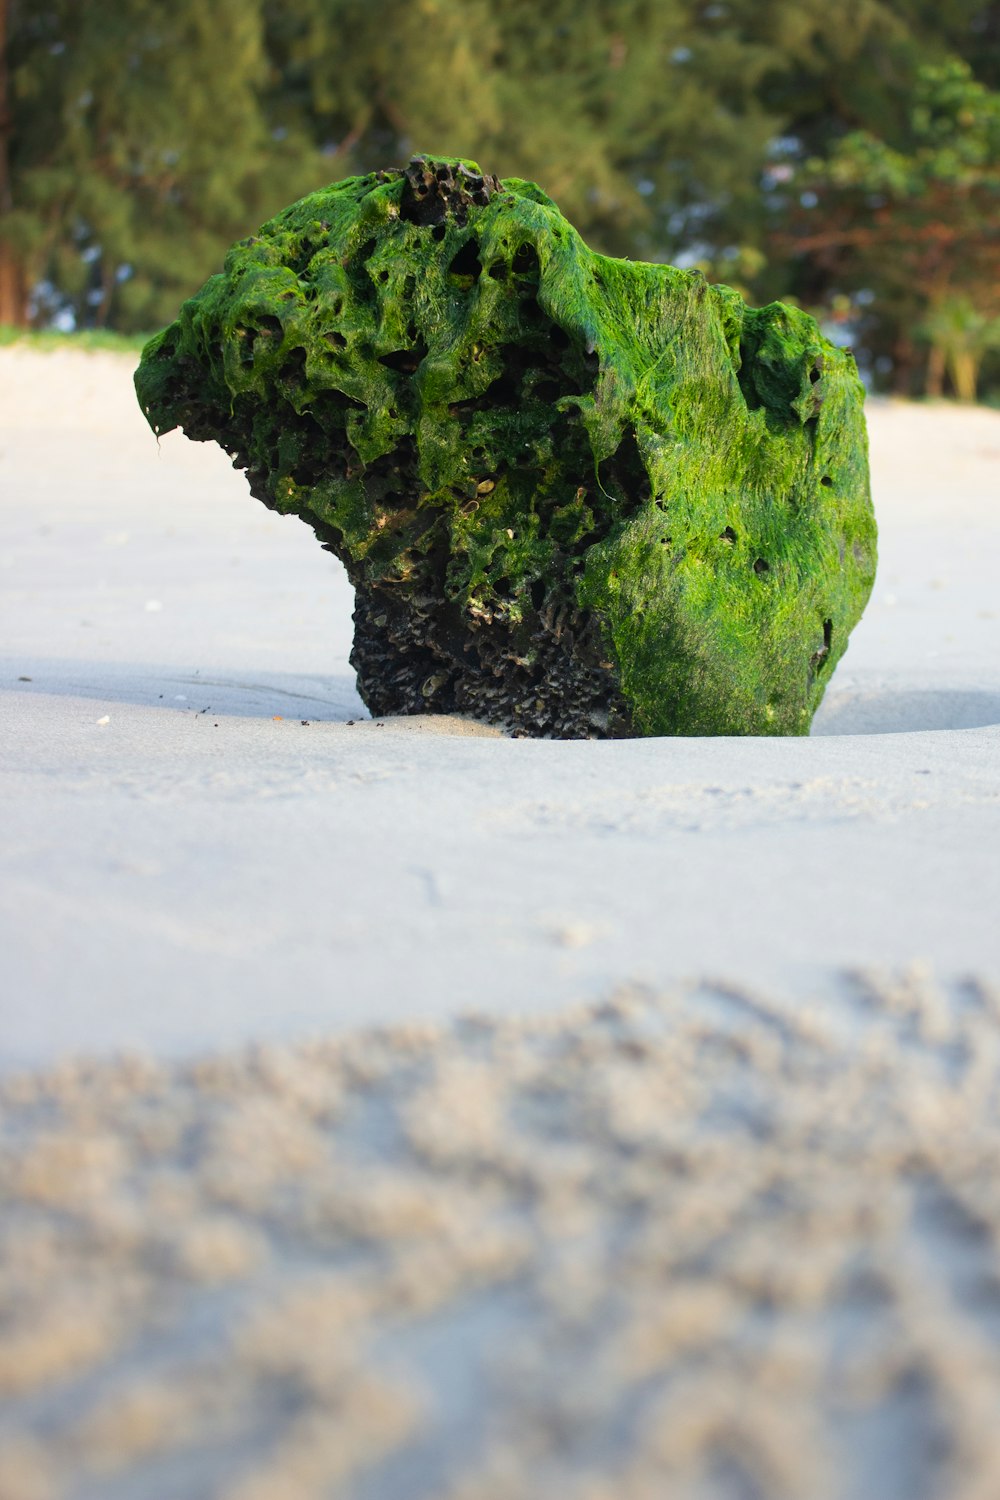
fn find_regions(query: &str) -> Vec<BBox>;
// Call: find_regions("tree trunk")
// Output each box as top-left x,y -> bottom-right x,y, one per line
891,333 -> 916,396
950,351 -> 978,405
0,240 -> 26,325
0,0 -> 29,326
0,0 -> 11,220
92,257 -> 115,328
925,343 -> 946,399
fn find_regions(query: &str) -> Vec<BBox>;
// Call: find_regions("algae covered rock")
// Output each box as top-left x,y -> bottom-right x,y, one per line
135,154 -> 876,737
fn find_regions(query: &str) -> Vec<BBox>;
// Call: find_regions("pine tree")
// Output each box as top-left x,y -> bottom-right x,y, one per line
261,0 -> 782,261
4,0 -> 999,385
783,58 -> 1000,396
0,0 -> 317,330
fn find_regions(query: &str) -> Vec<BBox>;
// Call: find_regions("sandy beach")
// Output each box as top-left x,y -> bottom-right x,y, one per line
1,347 -> 999,1497
1,347 -> 999,1062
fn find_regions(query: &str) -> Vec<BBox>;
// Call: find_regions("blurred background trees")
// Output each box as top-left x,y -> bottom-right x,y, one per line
1,0 -> 998,398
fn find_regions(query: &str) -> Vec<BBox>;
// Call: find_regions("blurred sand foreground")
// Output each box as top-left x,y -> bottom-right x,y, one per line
1,349 -> 999,1499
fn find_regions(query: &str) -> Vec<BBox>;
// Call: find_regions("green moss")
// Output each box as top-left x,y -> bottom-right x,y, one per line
135,155 -> 876,737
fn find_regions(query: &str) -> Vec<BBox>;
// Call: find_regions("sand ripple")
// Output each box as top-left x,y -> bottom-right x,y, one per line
4,971 -> 1000,1498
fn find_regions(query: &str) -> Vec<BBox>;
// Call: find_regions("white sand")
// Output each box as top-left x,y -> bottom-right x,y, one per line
1,348 -> 998,1064
1,348 -> 1000,1499
3,972 -> 1000,1500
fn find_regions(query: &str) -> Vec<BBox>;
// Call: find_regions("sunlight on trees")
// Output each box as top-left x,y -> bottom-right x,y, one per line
1,0 -> 998,398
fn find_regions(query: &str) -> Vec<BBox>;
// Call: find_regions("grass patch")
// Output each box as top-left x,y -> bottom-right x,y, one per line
0,325 -> 152,354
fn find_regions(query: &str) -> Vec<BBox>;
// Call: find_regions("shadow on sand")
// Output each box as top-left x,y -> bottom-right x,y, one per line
8,663 -> 1000,738
3,658 -> 366,722
812,688 -> 1000,736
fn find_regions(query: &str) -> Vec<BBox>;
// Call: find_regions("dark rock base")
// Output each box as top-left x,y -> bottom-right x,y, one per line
350,582 -> 633,739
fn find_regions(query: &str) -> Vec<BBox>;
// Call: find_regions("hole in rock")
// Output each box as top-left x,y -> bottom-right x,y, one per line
478,344 -> 549,409
378,344 -> 428,374
512,244 -> 539,277
448,239 -> 482,280
520,296 -> 548,327
809,617 -> 834,676
532,380 -> 561,404
598,430 -> 650,515
280,346 -> 308,388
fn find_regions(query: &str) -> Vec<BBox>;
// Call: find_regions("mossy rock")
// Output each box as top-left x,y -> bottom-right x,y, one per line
135,154 -> 877,737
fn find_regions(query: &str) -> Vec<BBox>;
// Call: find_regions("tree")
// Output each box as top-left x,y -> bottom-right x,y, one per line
919,297 -> 1000,401
260,0 -> 784,262
0,0 -> 24,323
4,0 -> 1000,392
0,0 -> 318,330
782,59 -> 1000,397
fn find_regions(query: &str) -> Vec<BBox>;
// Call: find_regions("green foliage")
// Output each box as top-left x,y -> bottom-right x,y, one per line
789,60 -> 1000,397
1,0 -> 319,330
259,0 -> 781,261
919,297 -> 1000,402
136,159 -> 875,737
815,59 -> 1000,191
3,0 -> 1000,393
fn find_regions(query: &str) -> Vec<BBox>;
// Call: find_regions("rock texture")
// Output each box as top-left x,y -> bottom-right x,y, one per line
135,154 -> 877,737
